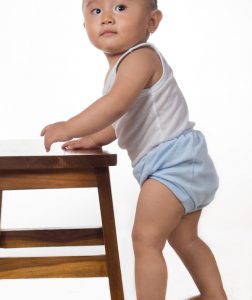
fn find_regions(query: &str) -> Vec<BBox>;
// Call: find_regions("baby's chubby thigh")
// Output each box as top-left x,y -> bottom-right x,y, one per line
132,178 -> 184,254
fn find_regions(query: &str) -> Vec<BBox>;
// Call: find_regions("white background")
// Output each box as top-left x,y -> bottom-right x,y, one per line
0,0 -> 252,299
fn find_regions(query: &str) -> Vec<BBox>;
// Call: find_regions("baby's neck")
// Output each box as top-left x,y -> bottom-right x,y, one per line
104,51 -> 125,69
104,39 -> 149,69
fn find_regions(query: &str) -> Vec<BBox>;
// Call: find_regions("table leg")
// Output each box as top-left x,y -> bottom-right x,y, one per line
97,167 -> 124,300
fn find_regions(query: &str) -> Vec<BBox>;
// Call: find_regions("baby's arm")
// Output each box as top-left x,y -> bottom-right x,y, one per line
41,47 -> 159,151
62,125 -> 116,150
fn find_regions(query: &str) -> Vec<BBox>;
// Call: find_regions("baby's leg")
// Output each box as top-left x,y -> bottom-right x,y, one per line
132,179 -> 184,300
168,210 -> 227,300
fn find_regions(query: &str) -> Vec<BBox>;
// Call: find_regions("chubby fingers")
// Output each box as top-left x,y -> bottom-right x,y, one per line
62,140 -> 79,150
40,125 -> 52,152
62,140 -> 73,149
43,134 -> 52,152
44,138 -> 52,152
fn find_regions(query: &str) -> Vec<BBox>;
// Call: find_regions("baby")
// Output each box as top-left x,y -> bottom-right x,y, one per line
41,0 -> 227,299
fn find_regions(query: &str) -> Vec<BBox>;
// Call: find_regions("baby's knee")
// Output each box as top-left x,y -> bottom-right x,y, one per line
168,231 -> 199,251
131,228 -> 166,253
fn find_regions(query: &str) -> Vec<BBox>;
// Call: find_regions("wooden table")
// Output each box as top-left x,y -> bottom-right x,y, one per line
0,140 -> 124,300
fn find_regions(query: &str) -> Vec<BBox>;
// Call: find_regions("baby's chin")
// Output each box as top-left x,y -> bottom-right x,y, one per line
100,40 -> 149,56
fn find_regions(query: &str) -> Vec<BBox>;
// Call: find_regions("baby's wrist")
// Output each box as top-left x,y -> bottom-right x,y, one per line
89,135 -> 101,147
64,120 -> 74,140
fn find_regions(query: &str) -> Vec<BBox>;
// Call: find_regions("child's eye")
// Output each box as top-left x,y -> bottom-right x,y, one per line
91,8 -> 102,15
114,4 -> 127,12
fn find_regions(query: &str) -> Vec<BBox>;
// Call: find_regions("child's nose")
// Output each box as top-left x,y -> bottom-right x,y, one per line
101,11 -> 115,25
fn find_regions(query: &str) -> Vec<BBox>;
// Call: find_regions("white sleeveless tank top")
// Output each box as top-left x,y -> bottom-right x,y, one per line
102,43 -> 195,166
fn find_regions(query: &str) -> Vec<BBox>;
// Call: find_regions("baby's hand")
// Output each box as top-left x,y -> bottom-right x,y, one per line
62,136 -> 101,150
41,121 -> 72,152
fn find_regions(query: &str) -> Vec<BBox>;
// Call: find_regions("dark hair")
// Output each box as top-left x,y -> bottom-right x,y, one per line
150,0 -> 158,9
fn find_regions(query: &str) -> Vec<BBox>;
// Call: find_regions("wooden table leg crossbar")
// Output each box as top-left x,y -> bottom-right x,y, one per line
0,143 -> 124,300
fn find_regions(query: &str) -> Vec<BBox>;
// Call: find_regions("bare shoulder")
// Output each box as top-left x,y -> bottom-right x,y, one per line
106,46 -> 163,110
117,46 -> 163,88
119,46 -> 160,69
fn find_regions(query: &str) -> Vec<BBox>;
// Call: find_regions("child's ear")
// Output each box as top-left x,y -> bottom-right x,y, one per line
83,22 -> 86,29
148,9 -> 163,34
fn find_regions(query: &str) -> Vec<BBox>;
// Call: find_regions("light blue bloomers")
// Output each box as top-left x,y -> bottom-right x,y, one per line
133,129 -> 219,214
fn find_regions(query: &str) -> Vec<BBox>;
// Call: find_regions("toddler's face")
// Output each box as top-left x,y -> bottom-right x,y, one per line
83,0 -> 156,55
